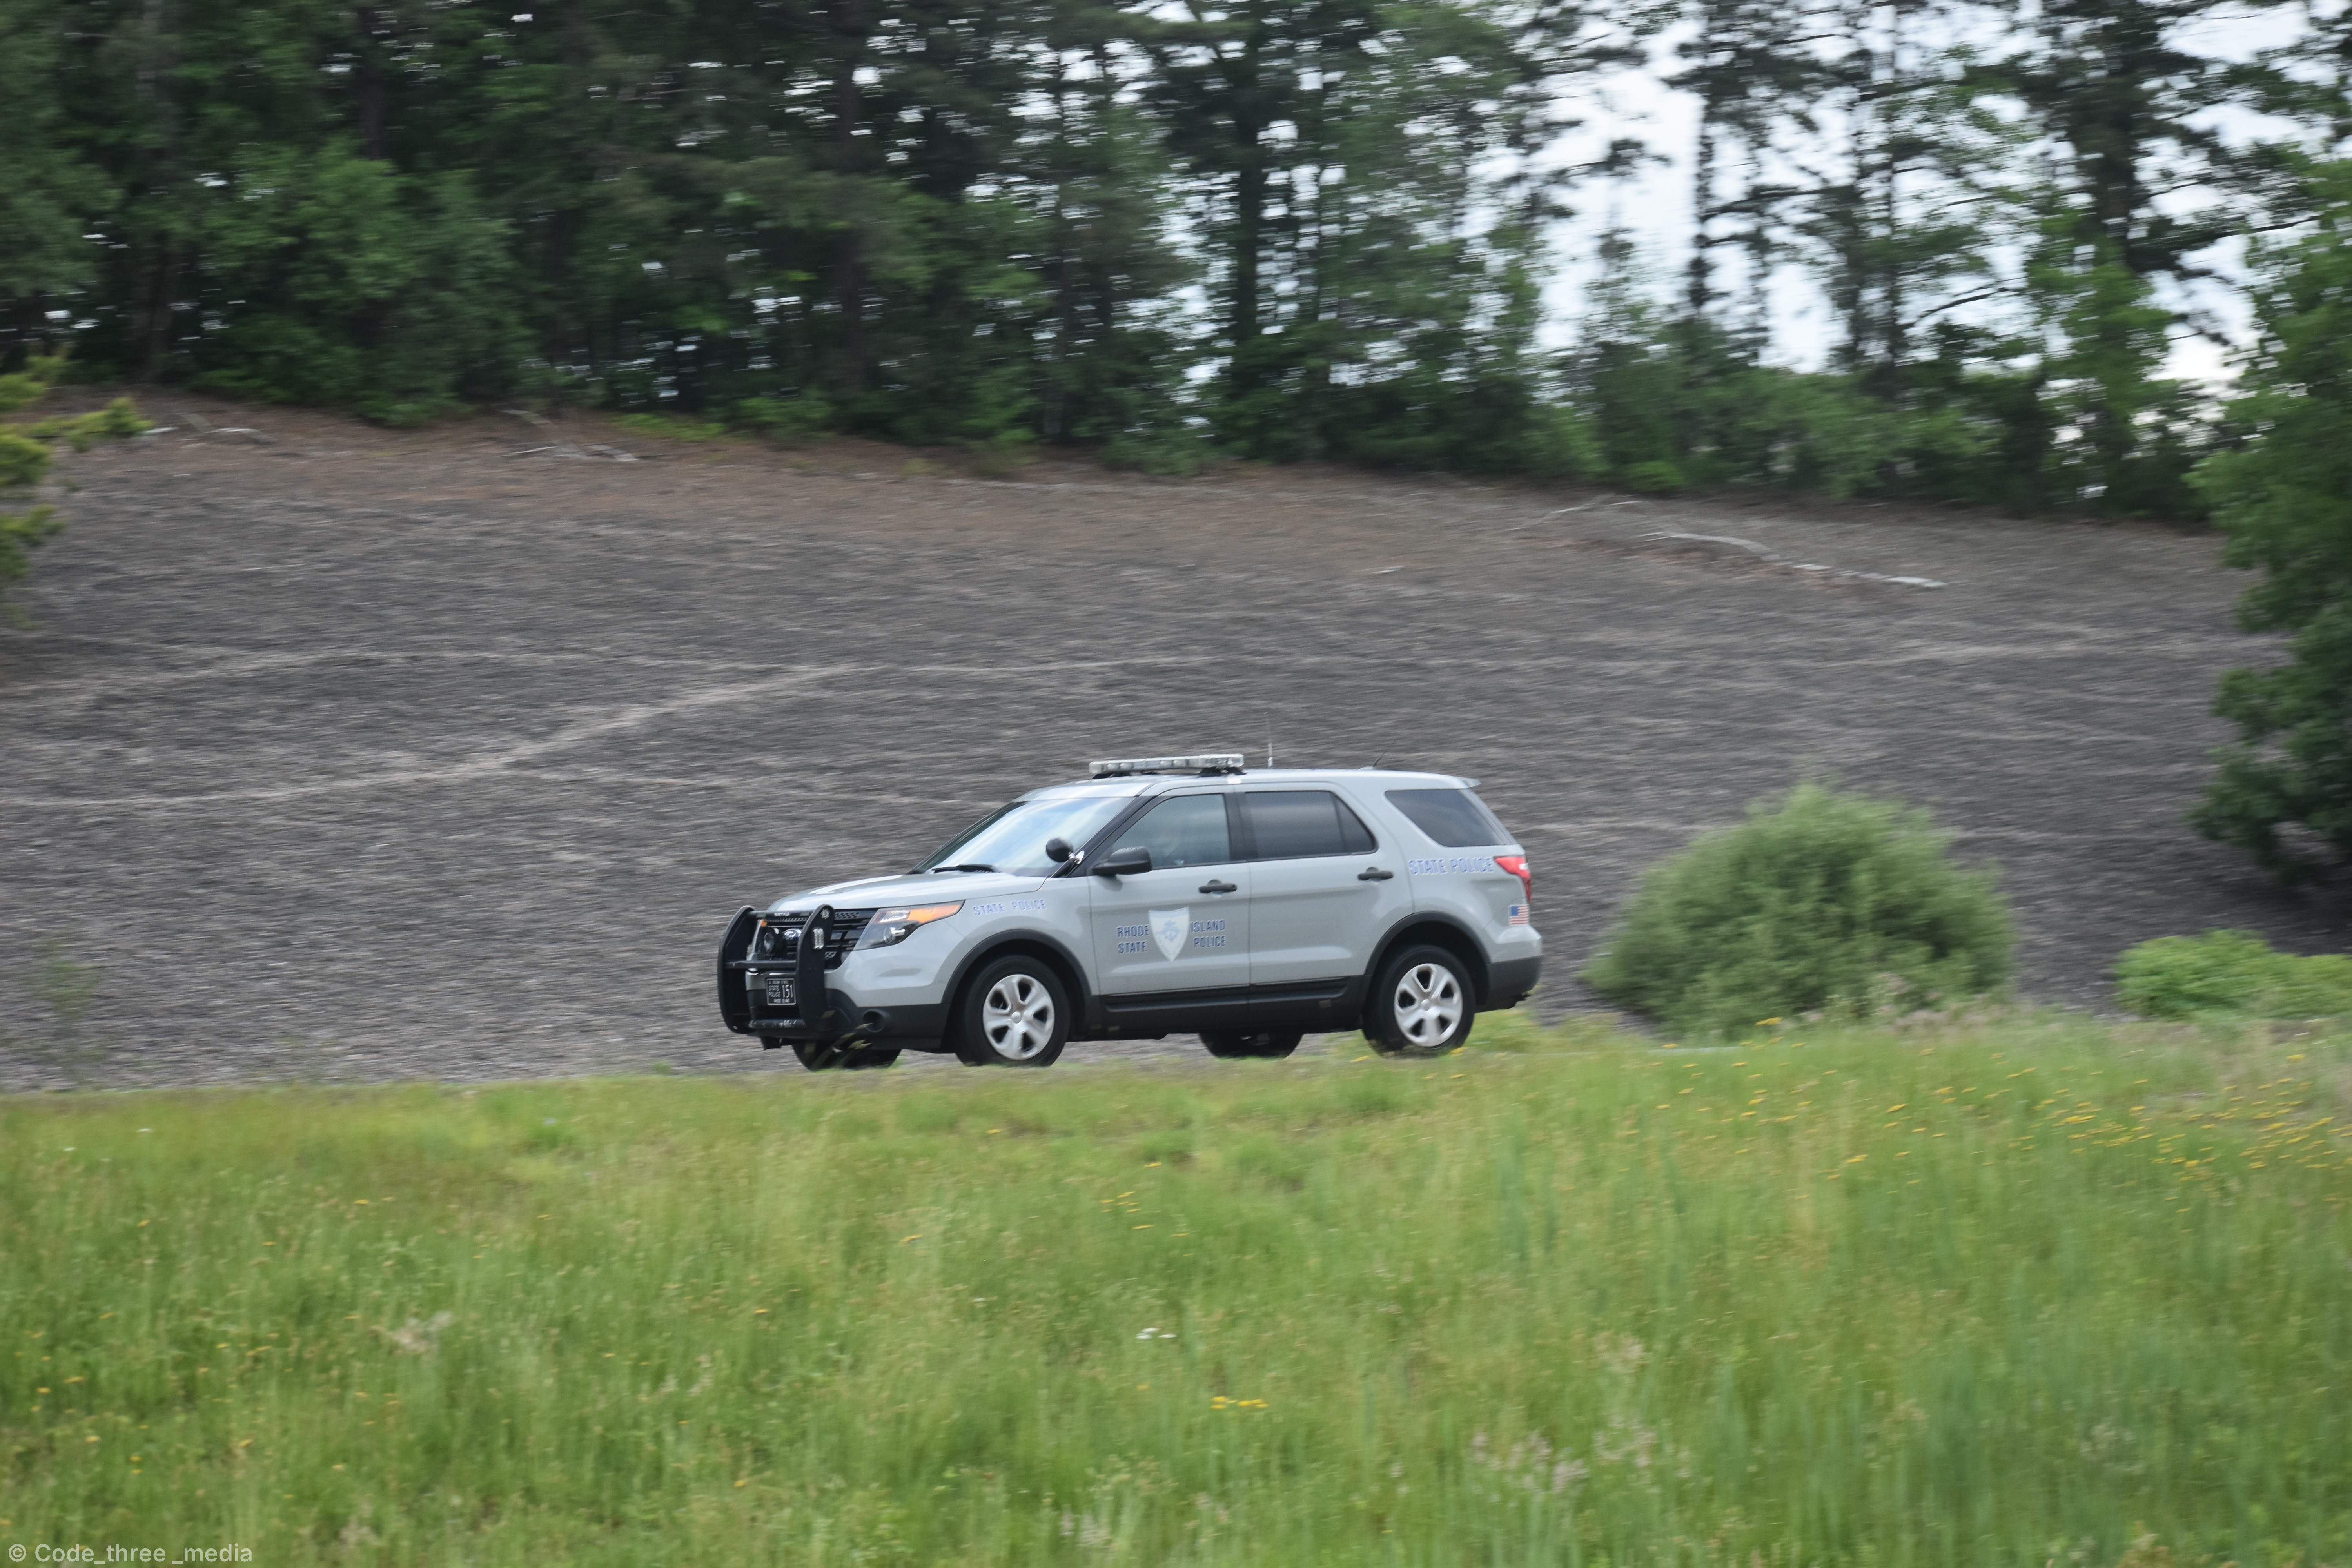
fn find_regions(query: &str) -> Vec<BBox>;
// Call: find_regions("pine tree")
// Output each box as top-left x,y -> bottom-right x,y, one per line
2190,163 -> 2352,881
1994,0 -> 2281,514
0,356 -> 143,607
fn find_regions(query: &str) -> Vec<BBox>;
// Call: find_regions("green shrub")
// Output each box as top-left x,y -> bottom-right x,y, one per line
735,394 -> 833,439
2,360 -> 140,603
965,428 -> 1036,479
0,499 -> 63,599
615,411 -> 731,443
1099,425 -> 1212,477
0,427 -> 46,489
2113,929 -> 2352,1020
0,372 -> 50,414
1620,457 -> 1686,493
2190,166 -> 2352,882
25,396 -> 145,450
1581,782 -> 2014,1036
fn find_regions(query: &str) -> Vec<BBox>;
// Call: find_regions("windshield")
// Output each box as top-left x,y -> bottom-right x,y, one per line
912,793 -> 1134,876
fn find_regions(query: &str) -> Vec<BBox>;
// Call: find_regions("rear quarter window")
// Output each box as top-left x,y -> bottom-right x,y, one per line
1385,788 -> 1511,848
1241,790 -> 1377,859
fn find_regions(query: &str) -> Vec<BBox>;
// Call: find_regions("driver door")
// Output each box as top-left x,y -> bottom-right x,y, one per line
1088,791 -> 1252,998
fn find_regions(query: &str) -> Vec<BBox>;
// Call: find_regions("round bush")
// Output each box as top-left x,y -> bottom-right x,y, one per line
2113,929 -> 2352,1020
1580,782 -> 2014,1036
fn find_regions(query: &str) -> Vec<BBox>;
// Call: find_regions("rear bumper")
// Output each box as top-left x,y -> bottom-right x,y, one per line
1482,955 -> 1543,1010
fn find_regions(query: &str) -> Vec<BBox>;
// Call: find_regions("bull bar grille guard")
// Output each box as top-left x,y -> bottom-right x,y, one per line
717,906 -> 877,1040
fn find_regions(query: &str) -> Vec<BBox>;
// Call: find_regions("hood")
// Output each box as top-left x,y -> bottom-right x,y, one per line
770,870 -> 1052,912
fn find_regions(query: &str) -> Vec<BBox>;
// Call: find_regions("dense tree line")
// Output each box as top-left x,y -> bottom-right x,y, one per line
0,0 -> 2339,500
8,0 -> 2352,876
0,0 -> 1622,472
2192,163 -> 2352,882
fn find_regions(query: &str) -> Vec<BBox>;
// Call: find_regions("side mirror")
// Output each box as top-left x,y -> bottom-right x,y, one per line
1044,837 -> 1073,864
1092,844 -> 1152,878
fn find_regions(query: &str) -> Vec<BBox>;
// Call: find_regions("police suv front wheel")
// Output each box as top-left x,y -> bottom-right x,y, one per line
1367,945 -> 1474,1056
955,956 -> 1070,1067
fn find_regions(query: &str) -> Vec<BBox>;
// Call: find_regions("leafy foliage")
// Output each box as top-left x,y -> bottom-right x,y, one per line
1566,0 -> 2258,520
0,491 -> 62,602
0,0 -> 1600,472
1582,782 -> 2015,1035
0,354 -> 141,604
2113,929 -> 2352,1021
2190,165 -> 2352,881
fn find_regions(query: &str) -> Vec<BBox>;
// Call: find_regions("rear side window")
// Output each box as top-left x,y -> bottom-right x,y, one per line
1241,791 -> 1377,860
1385,788 -> 1510,848
1110,793 -> 1233,867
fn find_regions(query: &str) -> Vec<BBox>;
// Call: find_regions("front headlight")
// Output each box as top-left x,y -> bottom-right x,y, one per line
857,902 -> 964,949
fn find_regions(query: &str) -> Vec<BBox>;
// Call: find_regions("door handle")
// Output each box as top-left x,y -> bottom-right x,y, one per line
1198,879 -> 1238,894
1357,867 -> 1394,881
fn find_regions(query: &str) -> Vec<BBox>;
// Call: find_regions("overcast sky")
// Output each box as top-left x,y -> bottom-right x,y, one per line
1532,4 -> 2316,388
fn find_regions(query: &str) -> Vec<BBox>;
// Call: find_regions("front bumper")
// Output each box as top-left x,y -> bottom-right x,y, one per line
717,906 -> 949,1045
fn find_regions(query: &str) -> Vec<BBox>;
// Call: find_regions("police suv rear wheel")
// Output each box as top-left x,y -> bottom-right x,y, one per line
1367,945 -> 1474,1056
1200,1029 -> 1302,1060
955,956 -> 1069,1067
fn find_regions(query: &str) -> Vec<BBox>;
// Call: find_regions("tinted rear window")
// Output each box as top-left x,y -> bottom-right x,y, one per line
1241,791 -> 1377,859
1385,788 -> 1510,848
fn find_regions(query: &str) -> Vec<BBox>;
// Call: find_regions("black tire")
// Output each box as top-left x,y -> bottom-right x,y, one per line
952,955 -> 1070,1067
1199,1028 -> 1303,1060
1365,944 -> 1475,1057
789,1038 -> 902,1072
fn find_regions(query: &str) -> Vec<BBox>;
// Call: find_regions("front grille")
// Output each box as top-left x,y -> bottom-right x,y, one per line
749,909 -> 875,972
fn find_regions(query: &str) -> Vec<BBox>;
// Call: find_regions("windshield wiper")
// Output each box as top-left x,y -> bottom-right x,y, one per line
925,862 -> 997,874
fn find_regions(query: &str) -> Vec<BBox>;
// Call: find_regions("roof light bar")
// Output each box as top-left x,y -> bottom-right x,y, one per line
1088,753 -> 1246,777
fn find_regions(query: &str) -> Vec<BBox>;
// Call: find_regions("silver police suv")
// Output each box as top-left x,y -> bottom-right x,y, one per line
716,754 -> 1541,1070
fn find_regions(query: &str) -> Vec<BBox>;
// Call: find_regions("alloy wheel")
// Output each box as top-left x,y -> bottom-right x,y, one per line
1391,961 -> 1464,1047
982,973 -> 1057,1060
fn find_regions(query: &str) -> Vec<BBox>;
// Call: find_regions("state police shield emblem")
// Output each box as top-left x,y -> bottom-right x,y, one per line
1150,908 -> 1189,961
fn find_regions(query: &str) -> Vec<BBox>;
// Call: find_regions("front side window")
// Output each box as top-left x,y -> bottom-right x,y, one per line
915,792 -> 1133,876
1109,793 -> 1233,868
1385,788 -> 1510,848
1241,790 -> 1376,860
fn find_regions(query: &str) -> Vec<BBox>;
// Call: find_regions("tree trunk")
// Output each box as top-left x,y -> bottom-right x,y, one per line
1686,114 -> 1717,322
538,0 -> 594,388
828,0 -> 870,393
356,7 -> 387,160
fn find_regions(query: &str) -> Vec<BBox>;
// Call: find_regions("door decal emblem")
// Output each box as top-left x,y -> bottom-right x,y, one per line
1150,908 -> 1189,961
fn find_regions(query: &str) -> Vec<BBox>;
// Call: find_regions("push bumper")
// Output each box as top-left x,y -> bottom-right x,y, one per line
742,996 -> 951,1046
717,906 -> 949,1047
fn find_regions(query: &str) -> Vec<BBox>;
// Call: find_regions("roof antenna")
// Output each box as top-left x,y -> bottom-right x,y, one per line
1365,750 -> 1388,770
1265,713 -> 1274,771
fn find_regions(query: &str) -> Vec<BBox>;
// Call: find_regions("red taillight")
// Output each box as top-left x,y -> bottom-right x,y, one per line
1494,854 -> 1532,902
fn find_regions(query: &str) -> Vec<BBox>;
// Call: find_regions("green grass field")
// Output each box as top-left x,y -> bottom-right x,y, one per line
3,1015 -> 2347,1566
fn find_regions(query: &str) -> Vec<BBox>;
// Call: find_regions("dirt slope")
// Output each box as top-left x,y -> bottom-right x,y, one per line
1,400 -> 2343,1088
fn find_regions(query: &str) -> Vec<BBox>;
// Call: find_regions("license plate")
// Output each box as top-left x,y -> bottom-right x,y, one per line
762,974 -> 797,1007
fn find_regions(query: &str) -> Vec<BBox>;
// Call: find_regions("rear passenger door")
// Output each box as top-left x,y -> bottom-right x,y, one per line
1240,788 -> 1410,990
